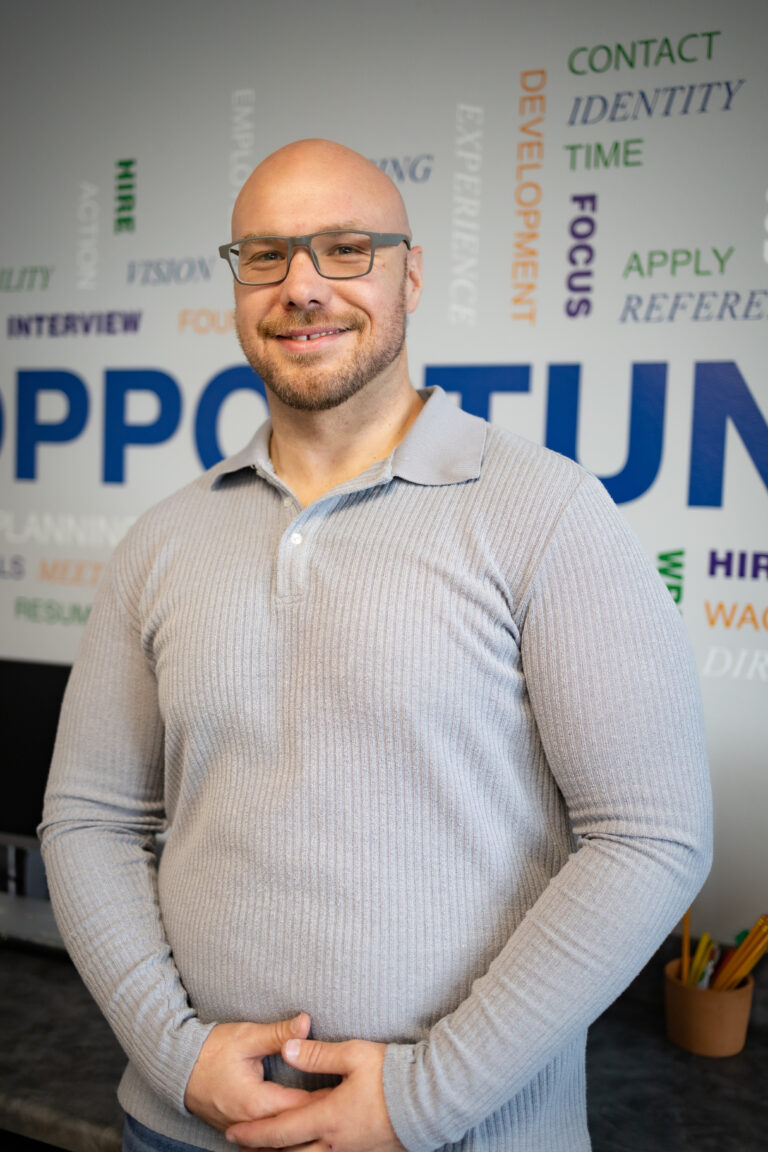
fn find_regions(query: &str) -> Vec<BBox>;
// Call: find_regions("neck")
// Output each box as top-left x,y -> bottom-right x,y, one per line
267,363 -> 423,507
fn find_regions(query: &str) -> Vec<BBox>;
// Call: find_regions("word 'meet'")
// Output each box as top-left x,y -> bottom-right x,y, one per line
39,558 -> 104,586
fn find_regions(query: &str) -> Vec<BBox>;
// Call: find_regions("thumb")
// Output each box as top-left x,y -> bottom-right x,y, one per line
258,1012 -> 311,1054
282,1037 -> 355,1076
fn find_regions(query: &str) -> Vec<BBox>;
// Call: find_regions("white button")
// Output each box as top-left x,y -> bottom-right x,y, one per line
290,532 -> 303,546
283,497 -> 293,507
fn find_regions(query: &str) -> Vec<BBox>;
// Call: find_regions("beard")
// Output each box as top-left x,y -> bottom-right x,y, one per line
236,273 -> 408,412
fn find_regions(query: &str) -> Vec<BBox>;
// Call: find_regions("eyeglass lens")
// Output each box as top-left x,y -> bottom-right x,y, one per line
234,232 -> 374,284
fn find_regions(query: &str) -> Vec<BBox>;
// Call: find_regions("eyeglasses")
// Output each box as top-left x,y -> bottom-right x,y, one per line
218,230 -> 411,286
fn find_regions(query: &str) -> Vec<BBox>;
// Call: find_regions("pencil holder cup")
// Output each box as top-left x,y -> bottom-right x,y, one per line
664,958 -> 754,1056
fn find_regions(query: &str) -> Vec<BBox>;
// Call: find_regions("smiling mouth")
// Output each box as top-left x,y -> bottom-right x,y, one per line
277,328 -> 348,341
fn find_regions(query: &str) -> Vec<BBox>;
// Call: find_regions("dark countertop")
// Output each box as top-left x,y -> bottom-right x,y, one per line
1,926 -> 766,1152
0,943 -> 124,1152
586,937 -> 767,1151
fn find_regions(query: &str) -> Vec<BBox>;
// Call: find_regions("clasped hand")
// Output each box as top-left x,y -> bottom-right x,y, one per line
185,1015 -> 404,1152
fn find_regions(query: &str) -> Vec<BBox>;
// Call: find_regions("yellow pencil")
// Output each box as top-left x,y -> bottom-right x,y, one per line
719,944 -> 767,991
714,917 -> 767,988
712,916 -> 768,990
737,914 -> 768,954
718,928 -> 768,990
681,909 -> 691,984
688,933 -> 711,985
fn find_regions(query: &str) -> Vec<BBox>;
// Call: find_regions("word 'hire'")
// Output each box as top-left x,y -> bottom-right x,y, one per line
115,159 -> 136,233
709,551 -> 768,579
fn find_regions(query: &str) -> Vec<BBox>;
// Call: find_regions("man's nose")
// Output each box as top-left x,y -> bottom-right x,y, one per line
279,245 -> 332,309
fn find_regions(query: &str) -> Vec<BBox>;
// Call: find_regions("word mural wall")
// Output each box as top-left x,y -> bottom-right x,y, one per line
1,0 -> 766,937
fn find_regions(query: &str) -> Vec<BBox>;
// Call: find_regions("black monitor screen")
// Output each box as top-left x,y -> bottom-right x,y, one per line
0,659 -> 71,839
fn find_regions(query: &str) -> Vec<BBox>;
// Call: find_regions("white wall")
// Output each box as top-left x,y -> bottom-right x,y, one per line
1,0 -> 766,941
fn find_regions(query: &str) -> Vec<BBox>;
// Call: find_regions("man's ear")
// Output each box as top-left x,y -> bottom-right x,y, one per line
405,245 -> 423,314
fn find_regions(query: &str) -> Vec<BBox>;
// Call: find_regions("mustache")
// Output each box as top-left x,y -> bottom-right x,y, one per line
258,309 -> 364,338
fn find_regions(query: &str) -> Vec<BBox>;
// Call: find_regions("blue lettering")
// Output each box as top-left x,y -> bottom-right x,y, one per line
7,360 -> 762,510
424,364 -> 530,420
122,311 -> 142,332
16,370 -> 89,480
688,360 -> 768,506
709,550 -> 733,576
545,362 -> 666,503
410,154 -> 434,182
195,365 -> 267,469
103,369 -> 182,483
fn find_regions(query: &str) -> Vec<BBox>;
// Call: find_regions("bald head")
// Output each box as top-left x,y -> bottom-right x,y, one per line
231,138 -> 411,240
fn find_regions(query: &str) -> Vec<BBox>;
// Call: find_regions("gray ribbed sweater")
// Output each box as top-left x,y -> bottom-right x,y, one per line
40,387 -> 712,1152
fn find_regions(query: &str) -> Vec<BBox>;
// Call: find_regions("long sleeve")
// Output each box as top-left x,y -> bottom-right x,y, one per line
39,546 -> 215,1112
37,389 -> 713,1152
382,473 -> 712,1151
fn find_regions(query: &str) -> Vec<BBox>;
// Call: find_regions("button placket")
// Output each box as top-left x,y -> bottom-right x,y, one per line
272,486 -> 382,602
275,502 -> 327,601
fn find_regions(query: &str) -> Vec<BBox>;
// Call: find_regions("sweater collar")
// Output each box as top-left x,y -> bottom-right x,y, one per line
213,386 -> 486,489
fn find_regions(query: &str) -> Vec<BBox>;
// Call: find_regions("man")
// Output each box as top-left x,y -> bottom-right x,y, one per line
41,139 -> 712,1152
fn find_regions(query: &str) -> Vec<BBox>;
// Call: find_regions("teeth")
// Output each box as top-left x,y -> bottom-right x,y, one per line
292,330 -> 339,340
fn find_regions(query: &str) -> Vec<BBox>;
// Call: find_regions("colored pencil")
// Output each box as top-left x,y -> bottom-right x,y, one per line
712,915 -> 768,990
725,941 -> 768,989
688,933 -> 712,986
681,909 -> 691,984
719,932 -> 768,990
713,917 -> 765,988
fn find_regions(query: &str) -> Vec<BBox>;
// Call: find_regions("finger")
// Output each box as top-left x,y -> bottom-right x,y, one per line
254,1082 -> 314,1113
256,1012 -> 311,1054
245,1145 -> 323,1152
227,1089 -> 333,1144
282,1037 -> 355,1076
242,1142 -> 322,1152
227,1099 -> 327,1148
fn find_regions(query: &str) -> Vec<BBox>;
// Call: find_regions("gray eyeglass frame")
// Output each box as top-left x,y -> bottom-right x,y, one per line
218,230 -> 411,285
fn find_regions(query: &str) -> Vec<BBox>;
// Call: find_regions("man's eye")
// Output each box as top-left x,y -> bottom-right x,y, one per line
329,244 -> 366,257
246,249 -> 282,264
